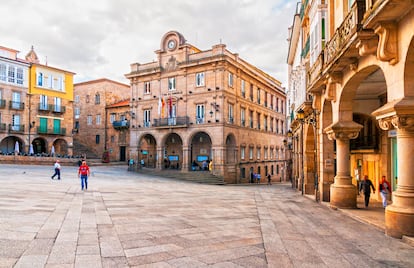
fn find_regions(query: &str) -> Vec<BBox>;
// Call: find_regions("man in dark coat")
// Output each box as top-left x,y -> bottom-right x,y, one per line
359,175 -> 376,208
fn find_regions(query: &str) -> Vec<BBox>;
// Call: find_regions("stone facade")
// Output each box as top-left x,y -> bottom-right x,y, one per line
73,79 -> 130,161
290,0 -> 414,238
125,31 -> 287,184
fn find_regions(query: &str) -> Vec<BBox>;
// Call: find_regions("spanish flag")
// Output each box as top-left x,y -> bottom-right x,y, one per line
161,97 -> 166,117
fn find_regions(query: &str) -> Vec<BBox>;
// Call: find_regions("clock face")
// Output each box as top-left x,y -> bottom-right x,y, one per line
168,40 -> 176,49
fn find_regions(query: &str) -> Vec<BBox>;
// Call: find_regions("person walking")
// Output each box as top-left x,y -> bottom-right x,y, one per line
359,175 -> 376,208
256,173 -> 261,184
51,160 -> 61,180
78,161 -> 90,191
267,173 -> 272,185
379,175 -> 392,208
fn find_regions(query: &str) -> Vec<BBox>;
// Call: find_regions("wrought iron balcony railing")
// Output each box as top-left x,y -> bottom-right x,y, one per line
9,101 -> 24,110
153,116 -> 189,128
113,120 -> 130,129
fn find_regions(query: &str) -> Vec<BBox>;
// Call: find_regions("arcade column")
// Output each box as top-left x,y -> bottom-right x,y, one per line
378,115 -> 414,238
324,121 -> 363,209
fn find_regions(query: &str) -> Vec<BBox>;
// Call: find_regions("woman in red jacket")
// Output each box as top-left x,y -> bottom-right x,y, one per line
379,175 -> 392,208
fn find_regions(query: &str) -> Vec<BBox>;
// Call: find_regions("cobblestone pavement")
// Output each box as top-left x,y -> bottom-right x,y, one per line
0,164 -> 413,268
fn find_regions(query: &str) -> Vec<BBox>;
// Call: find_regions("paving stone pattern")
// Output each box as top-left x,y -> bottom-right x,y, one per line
0,164 -> 413,267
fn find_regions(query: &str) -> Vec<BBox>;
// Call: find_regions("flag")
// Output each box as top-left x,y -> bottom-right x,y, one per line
168,95 -> 172,118
161,97 -> 165,117
158,96 -> 162,116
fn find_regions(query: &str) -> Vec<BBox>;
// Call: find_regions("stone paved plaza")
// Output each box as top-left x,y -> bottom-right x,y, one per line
0,164 -> 413,268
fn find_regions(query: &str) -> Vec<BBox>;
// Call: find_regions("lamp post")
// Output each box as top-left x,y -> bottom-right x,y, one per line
296,109 -> 305,195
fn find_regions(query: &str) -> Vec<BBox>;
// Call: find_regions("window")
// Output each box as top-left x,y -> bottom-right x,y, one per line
12,114 -> 20,131
37,72 -> 43,86
257,113 -> 261,130
276,119 -> 279,134
54,97 -> 61,112
74,107 -> 80,118
86,95 -> 90,103
111,136 -> 115,143
96,135 -> 100,144
144,110 -> 151,127
249,84 -> 253,101
95,94 -> 100,104
228,103 -> 234,123
264,148 -> 268,159
257,88 -> 261,104
249,147 -> 253,160
241,146 -> 246,160
110,113 -> 116,123
53,119 -> 61,134
270,148 -> 274,159
241,80 -> 245,97
96,114 -> 101,125
144,82 -> 151,94
276,98 -> 279,112
249,110 -> 253,128
168,104 -> 177,125
281,120 -> 284,134
8,66 -> 15,83
16,68 -> 23,85
281,100 -> 284,114
228,72 -> 233,87
40,95 -> 48,110
196,104 -> 205,124
168,77 -> 176,91
240,167 -> 246,179
264,116 -> 268,131
240,108 -> 245,126
257,147 -> 261,159
12,92 -> 21,109
75,95 -> 80,103
270,117 -> 274,132
196,72 -> 205,87
87,115 -> 92,125
0,64 -> 6,81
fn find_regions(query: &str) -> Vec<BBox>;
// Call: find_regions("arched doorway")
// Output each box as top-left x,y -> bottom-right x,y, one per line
190,132 -> 212,171
52,139 -> 69,156
138,134 -> 157,168
163,133 -> 183,170
0,136 -> 23,154
225,133 -> 236,164
304,124 -> 316,194
32,137 -> 47,155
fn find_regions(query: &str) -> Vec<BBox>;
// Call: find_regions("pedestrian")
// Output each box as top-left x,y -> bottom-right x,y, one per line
51,160 -> 61,180
267,173 -> 272,185
208,160 -> 213,172
379,175 -> 392,208
359,175 -> 376,208
257,173 -> 261,184
78,161 -> 90,191
250,172 -> 254,183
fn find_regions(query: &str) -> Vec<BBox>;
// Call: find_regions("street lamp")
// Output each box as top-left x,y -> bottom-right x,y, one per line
296,109 -> 305,195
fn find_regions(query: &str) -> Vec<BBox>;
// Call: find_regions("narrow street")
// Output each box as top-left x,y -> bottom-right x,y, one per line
0,164 -> 413,267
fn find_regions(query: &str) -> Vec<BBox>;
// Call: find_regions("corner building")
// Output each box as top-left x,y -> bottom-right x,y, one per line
125,31 -> 287,183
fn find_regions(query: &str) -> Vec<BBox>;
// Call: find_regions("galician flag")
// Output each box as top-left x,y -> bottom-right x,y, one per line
158,96 -> 162,116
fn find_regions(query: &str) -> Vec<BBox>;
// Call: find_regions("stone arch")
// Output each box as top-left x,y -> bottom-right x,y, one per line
138,133 -> 157,168
190,131 -> 212,170
225,133 -> 237,164
404,36 -> 414,96
32,137 -> 47,155
163,133 -> 183,170
52,138 -> 69,156
320,99 -> 335,201
0,136 -> 23,154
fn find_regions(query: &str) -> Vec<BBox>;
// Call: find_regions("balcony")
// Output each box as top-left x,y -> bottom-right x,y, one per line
196,117 -> 205,124
0,99 -> 5,109
52,105 -> 66,113
36,127 -> 66,135
9,101 -> 24,110
153,116 -> 189,128
9,124 -> 25,133
38,104 -> 51,112
112,120 -> 130,129
227,117 -> 234,124
324,0 -> 366,68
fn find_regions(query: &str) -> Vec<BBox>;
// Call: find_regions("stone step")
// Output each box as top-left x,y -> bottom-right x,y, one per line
137,168 -> 225,185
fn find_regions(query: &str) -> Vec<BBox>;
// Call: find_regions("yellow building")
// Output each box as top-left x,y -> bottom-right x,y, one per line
26,47 -> 75,156
125,31 -> 287,184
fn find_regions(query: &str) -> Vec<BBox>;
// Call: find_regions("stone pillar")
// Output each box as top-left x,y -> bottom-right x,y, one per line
325,121 -> 363,208
156,146 -> 163,170
377,115 -> 414,238
182,146 -> 190,171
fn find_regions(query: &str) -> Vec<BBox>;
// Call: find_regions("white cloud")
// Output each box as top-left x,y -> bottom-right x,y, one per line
1,0 -> 296,87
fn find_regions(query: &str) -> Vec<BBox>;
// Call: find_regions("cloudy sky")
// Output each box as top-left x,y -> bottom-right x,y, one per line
1,0 -> 296,87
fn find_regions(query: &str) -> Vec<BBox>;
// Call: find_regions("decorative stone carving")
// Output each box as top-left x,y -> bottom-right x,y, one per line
356,31 -> 378,56
374,21 -> 399,65
165,56 -> 178,71
349,58 -> 359,71
324,121 -> 363,141
324,72 -> 342,102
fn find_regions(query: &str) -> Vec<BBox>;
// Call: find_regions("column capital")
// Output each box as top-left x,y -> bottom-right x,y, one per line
324,121 -> 363,141
373,97 -> 414,131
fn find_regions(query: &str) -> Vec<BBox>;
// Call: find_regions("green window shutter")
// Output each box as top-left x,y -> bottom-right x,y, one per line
40,118 -> 48,133
53,119 -> 61,134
